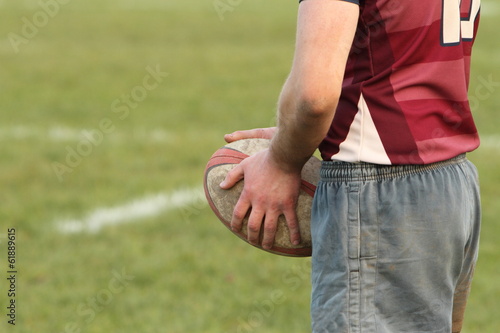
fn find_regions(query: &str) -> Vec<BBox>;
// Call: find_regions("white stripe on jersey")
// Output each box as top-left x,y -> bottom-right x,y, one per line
332,94 -> 392,164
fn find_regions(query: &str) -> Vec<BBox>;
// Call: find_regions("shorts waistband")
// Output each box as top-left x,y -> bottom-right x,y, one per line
320,154 -> 467,182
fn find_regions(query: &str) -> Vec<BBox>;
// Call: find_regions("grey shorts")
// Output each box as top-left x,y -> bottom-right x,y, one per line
310,155 -> 481,333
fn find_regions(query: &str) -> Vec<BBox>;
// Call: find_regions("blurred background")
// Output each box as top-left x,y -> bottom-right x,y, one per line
0,0 -> 498,332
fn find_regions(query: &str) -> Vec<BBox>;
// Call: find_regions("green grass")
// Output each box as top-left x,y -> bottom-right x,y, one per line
0,0 -> 498,332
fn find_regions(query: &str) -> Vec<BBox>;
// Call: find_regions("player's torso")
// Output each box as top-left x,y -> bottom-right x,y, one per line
320,0 -> 481,164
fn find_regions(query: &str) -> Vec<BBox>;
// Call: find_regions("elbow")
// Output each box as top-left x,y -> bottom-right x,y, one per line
296,90 -> 340,119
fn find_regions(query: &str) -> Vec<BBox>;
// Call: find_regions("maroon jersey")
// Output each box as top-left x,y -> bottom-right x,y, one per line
307,0 -> 481,164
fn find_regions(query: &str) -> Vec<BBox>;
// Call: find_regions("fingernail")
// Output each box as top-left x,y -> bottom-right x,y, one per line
293,240 -> 300,246
219,181 -> 226,188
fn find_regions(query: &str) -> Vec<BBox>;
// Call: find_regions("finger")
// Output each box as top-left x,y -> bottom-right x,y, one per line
224,128 -> 276,143
283,209 -> 301,246
261,211 -> 280,250
246,208 -> 265,246
220,165 -> 244,189
231,194 -> 251,233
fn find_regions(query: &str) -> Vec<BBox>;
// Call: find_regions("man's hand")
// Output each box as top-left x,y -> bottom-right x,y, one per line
219,147 -> 302,250
224,127 -> 276,143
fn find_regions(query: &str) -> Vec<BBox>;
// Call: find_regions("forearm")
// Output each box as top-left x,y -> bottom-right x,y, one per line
268,0 -> 359,174
269,77 -> 338,173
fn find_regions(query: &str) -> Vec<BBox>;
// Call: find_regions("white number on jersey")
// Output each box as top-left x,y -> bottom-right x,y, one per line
442,0 -> 481,46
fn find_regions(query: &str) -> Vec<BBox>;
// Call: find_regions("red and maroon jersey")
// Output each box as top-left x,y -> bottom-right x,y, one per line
303,0 -> 481,164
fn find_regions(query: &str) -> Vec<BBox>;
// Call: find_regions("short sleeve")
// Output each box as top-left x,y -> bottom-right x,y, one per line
299,0 -> 360,5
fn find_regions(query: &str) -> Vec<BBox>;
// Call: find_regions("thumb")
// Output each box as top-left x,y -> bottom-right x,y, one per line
220,164 -> 244,189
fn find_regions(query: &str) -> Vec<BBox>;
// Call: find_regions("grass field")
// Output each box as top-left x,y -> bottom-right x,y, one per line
0,0 -> 499,332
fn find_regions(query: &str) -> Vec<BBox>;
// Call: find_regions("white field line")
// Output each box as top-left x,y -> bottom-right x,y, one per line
57,187 -> 206,234
0,125 -> 174,143
480,135 -> 500,150
3,125 -> 500,148
2,125 -> 500,152
116,0 -> 179,10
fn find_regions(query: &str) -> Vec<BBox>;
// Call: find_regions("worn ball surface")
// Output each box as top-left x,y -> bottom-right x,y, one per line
203,138 -> 321,257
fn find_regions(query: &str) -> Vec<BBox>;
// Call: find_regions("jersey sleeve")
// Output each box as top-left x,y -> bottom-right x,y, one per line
299,0 -> 360,5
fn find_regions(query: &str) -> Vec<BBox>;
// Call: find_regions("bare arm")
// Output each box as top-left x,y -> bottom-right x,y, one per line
270,0 -> 359,173
221,0 -> 359,250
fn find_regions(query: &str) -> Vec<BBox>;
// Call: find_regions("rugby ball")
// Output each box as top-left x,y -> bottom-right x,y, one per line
203,138 -> 321,257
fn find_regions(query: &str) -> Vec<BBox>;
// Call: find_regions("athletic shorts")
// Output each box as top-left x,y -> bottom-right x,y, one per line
310,154 -> 481,333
